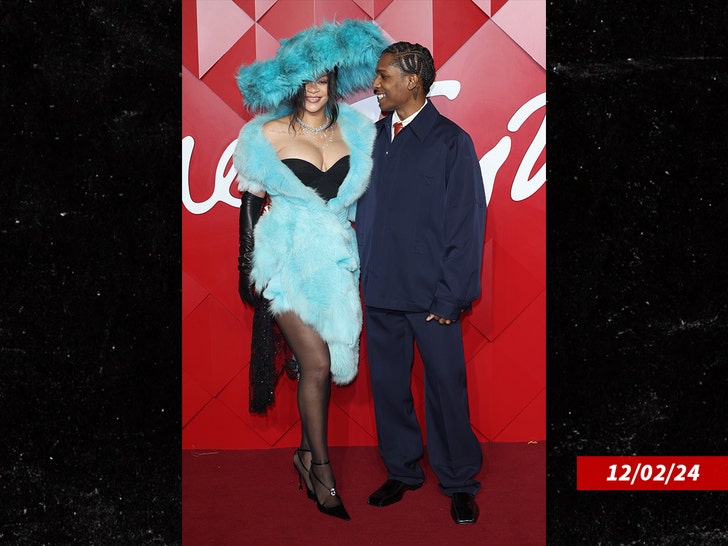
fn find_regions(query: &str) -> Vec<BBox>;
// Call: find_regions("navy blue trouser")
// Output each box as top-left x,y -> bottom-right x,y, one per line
364,307 -> 482,496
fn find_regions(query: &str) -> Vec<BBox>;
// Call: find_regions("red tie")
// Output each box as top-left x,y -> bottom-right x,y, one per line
393,121 -> 403,138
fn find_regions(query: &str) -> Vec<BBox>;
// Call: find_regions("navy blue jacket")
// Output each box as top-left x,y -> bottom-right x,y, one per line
356,101 -> 486,320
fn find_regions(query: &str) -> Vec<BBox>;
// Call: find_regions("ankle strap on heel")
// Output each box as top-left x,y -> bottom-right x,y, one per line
309,460 -> 337,498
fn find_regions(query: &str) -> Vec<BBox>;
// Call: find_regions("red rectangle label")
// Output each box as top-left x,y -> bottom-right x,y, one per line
577,456 -> 728,490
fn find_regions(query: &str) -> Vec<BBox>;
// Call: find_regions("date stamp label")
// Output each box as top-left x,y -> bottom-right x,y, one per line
577,456 -> 728,490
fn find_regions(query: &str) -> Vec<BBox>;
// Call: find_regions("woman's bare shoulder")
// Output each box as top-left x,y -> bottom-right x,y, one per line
262,116 -> 292,136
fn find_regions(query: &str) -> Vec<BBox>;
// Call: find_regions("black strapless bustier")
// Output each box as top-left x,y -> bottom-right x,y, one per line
282,155 -> 350,202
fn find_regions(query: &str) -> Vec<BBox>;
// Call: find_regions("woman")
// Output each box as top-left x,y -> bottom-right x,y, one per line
233,20 -> 387,521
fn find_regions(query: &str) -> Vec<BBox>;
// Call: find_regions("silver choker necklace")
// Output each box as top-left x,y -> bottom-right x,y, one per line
295,116 -> 329,133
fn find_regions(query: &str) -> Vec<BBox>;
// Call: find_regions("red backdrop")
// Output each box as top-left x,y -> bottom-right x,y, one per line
182,0 -> 545,450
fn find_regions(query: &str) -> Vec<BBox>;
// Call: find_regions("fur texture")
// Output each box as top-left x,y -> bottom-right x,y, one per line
233,104 -> 375,384
236,19 -> 388,113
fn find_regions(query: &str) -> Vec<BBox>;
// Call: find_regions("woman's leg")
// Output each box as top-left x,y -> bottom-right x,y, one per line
275,311 -> 340,507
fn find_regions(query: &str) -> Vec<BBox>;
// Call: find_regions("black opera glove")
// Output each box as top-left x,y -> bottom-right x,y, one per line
238,191 -> 265,307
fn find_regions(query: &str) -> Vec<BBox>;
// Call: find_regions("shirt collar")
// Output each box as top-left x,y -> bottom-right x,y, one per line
392,99 -> 428,127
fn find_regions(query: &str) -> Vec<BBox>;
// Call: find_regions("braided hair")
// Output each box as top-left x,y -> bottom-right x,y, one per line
383,42 -> 436,96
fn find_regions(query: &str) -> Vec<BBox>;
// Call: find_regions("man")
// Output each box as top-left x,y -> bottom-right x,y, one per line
355,42 -> 487,525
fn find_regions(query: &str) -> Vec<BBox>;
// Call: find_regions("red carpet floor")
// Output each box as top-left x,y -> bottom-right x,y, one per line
183,442 -> 544,545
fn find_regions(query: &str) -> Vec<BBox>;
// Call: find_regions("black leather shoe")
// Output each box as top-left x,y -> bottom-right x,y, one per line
450,492 -> 479,524
367,479 -> 423,507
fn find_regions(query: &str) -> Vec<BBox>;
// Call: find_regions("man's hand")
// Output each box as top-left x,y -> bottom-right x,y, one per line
426,313 -> 455,325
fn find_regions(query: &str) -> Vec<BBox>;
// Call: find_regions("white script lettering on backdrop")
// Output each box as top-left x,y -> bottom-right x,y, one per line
182,83 -> 546,215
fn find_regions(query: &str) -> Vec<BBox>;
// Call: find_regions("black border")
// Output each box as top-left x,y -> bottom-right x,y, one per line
547,2 -> 728,544
3,2 -> 182,543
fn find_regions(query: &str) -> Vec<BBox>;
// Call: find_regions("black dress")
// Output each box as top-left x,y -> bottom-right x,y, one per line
282,155 -> 349,202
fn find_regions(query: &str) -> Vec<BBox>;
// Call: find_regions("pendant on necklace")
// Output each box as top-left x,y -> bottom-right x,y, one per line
296,116 -> 335,149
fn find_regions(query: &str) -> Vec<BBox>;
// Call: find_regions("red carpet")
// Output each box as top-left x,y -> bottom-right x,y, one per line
183,442 -> 544,545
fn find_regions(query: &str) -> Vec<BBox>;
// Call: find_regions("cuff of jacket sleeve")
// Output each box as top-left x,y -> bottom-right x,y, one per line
429,297 -> 466,322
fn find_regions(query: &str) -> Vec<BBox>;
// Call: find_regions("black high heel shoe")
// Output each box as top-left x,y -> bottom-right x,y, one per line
293,448 -> 315,500
310,459 -> 351,521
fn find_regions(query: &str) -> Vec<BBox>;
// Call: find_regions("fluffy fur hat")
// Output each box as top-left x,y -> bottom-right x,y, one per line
236,19 -> 388,113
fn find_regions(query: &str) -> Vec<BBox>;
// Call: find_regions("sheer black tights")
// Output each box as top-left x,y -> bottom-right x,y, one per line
275,311 -> 340,506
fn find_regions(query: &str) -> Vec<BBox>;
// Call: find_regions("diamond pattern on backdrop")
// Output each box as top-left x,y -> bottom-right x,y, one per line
491,0 -> 546,68
432,0 -> 490,70
195,0 -> 253,77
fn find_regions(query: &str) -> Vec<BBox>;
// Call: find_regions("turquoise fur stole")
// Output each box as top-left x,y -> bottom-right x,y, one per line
233,104 -> 375,384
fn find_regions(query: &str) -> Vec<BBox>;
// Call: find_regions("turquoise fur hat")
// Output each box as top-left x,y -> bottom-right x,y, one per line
236,19 -> 388,113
